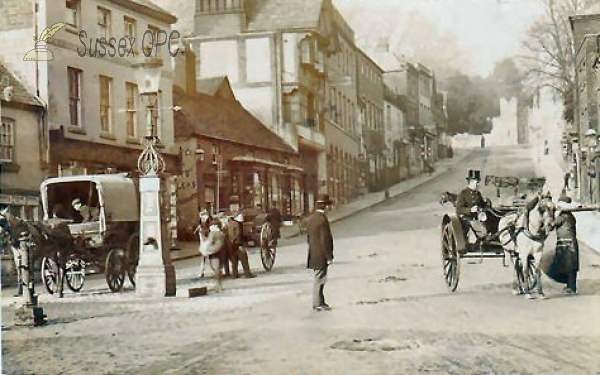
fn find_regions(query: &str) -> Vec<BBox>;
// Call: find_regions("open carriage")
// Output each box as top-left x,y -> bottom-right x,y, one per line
39,174 -> 139,294
439,175 -> 549,293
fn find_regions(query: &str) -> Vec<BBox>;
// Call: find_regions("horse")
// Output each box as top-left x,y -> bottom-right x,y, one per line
497,193 -> 556,299
0,208 -> 77,298
439,191 -> 458,206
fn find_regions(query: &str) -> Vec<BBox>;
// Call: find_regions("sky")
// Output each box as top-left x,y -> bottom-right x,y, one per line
334,0 -> 546,78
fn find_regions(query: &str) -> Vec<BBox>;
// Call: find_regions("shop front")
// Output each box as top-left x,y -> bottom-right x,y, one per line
228,156 -> 304,219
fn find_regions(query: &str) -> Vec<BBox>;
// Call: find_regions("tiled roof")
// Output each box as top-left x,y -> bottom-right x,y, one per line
173,86 -> 296,154
245,0 -> 324,31
149,0 -> 326,35
197,76 -> 230,97
0,64 -> 42,107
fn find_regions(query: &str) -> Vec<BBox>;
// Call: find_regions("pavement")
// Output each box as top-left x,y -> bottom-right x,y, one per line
532,145 -> 600,255
168,148 -> 474,262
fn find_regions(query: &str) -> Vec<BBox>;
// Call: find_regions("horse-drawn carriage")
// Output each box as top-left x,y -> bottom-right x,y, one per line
39,174 -> 139,294
440,175 -> 555,295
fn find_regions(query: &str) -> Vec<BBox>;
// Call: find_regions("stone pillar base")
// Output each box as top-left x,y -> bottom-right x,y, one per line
164,263 -> 176,297
136,264 -> 166,298
14,305 -> 46,327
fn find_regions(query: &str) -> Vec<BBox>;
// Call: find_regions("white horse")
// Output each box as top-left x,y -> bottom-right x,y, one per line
498,194 -> 556,299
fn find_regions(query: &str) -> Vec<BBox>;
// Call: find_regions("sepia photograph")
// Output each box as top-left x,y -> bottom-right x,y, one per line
1,0 -> 600,373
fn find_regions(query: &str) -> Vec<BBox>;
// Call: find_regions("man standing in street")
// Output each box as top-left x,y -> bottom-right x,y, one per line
306,194 -> 334,312
554,195 -> 579,295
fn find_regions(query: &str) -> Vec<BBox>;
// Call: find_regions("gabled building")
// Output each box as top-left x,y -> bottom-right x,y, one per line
174,85 -> 302,236
0,64 -> 45,220
155,0 -> 363,209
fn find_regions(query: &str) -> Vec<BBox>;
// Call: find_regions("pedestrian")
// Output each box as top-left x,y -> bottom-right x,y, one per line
226,196 -> 256,279
267,201 -> 282,246
554,195 -> 579,295
306,194 -> 334,312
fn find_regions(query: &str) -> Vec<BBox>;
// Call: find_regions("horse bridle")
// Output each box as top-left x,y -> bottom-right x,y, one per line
521,199 -> 553,242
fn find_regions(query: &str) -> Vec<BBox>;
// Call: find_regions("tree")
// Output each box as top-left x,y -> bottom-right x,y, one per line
446,75 -> 497,135
520,0 -> 593,123
491,58 -> 524,101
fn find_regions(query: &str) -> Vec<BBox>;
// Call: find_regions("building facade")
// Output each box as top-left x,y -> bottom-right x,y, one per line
356,49 -> 385,192
0,0 -> 179,176
570,14 -> 600,204
0,64 -> 45,220
155,0 -> 370,208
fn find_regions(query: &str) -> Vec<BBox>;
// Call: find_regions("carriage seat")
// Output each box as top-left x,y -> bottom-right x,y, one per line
68,221 -> 101,236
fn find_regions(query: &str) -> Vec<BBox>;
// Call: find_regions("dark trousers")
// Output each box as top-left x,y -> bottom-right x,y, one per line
567,271 -> 577,292
313,266 -> 328,307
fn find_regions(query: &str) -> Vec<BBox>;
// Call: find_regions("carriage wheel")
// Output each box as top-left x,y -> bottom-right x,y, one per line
126,234 -> 139,287
65,256 -> 86,292
441,222 -> 460,292
260,222 -> 276,271
105,248 -> 126,293
41,256 -> 60,295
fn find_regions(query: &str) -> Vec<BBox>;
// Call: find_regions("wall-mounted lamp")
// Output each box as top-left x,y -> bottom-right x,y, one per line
195,148 -> 205,162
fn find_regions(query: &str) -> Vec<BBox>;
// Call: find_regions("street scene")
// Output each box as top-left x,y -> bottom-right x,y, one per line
2,0 -> 600,374
3,147 -> 600,375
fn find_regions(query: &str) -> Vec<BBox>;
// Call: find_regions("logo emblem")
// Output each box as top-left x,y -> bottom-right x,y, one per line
23,22 -> 66,61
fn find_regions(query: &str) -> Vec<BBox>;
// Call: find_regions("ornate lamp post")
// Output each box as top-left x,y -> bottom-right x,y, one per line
132,50 -> 175,297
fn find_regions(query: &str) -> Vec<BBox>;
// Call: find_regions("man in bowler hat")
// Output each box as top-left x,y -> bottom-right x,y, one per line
456,169 -> 490,239
306,194 -> 334,311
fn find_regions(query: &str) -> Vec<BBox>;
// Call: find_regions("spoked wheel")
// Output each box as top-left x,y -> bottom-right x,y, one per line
260,222 -> 276,271
441,222 -> 460,292
41,256 -> 60,295
65,256 -> 86,292
105,248 -> 126,293
126,234 -> 139,287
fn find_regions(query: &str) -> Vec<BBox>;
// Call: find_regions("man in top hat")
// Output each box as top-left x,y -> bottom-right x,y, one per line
306,193 -> 334,312
456,169 -> 490,239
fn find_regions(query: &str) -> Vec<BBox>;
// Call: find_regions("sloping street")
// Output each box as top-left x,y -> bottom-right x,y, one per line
3,146 -> 600,375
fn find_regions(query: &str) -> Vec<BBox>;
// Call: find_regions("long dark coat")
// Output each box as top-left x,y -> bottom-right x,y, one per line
306,210 -> 334,270
455,187 -> 486,217
554,211 -> 579,273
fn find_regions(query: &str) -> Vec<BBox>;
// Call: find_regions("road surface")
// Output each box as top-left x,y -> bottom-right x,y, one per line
2,146 -> 600,375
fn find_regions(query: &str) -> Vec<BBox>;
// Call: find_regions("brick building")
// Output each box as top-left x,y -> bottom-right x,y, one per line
570,13 -> 600,203
174,85 -> 302,237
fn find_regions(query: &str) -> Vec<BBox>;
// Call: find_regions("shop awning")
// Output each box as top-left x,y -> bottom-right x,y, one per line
230,156 -> 304,172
